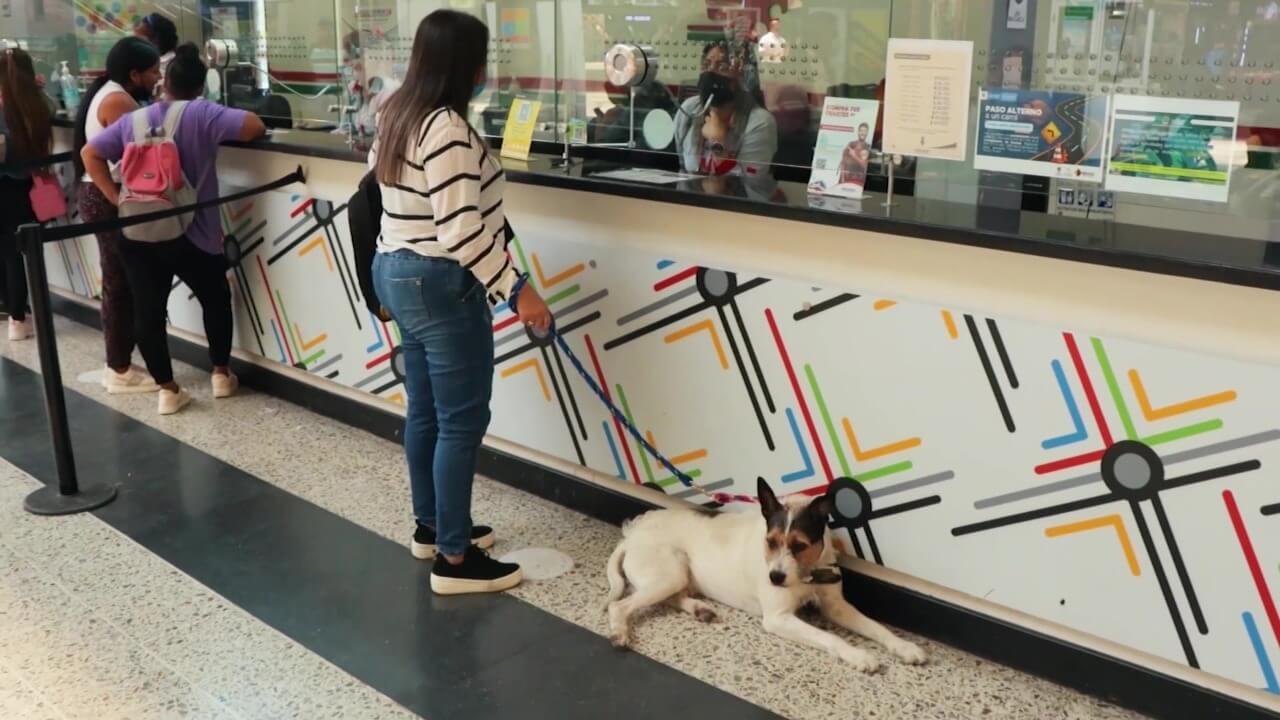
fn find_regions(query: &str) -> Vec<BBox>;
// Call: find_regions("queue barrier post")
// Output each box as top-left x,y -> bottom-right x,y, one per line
18,222 -> 118,515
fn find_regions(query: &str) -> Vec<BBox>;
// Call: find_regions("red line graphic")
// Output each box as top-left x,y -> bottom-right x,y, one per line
290,198 -> 315,218
1224,490 -> 1280,650
653,266 -> 698,292
256,256 -> 295,365
765,308 -> 833,482
1066,333 -> 1113,446
380,319 -> 394,350
493,315 -> 520,333
366,351 -> 392,369
1035,448 -> 1108,475
585,334 -> 641,484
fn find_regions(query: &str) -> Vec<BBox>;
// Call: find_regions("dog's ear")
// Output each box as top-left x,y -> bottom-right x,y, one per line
756,476 -> 782,518
808,492 -> 835,521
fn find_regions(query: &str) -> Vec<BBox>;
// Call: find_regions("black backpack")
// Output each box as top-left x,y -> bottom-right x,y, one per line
347,169 -> 518,322
347,169 -> 387,320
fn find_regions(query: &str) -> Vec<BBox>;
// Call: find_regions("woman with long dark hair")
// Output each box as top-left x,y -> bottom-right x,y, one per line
0,48 -> 55,340
74,36 -> 161,394
82,43 -> 265,415
372,9 -> 551,595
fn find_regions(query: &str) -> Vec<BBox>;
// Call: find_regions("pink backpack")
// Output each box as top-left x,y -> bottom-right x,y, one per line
117,101 -> 195,242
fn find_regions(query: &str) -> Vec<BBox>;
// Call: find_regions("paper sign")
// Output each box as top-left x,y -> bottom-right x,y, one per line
501,99 -> 541,161
567,118 -> 588,145
808,97 -> 880,199
1105,95 -> 1240,203
882,39 -> 974,162
974,88 -> 1108,182
1007,0 -> 1028,29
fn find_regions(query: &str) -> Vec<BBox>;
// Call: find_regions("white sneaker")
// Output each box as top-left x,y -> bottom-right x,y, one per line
211,372 -> 239,399
157,388 -> 192,415
7,318 -> 31,341
102,366 -> 159,395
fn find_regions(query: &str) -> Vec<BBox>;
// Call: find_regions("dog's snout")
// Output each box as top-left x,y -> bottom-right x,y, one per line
769,570 -> 787,586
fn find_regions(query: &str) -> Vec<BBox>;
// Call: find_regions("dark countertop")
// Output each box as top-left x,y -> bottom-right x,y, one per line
127,123 -> 1280,293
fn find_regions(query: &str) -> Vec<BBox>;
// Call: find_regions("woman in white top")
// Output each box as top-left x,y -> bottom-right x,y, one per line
370,10 -> 551,596
73,37 -> 161,395
134,12 -> 178,99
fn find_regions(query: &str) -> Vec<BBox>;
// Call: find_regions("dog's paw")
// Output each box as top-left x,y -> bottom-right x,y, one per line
837,646 -> 880,673
609,630 -> 631,650
890,640 -> 927,665
691,602 -> 719,623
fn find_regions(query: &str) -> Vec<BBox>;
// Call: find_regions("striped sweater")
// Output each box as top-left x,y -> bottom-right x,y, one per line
371,108 -> 518,305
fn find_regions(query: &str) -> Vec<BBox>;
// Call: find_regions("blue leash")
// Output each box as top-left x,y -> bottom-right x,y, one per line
551,330 -> 756,506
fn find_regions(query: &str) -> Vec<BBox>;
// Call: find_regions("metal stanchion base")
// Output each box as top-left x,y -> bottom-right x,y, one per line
23,483 -> 118,516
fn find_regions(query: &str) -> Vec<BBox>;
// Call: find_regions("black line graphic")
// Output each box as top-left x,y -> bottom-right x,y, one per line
320,207 -> 361,330
847,530 -> 865,560
869,494 -> 943,519
602,276 -> 769,351
541,346 -> 585,465
966,314 -> 1015,433
1150,494 -> 1207,635
986,318 -> 1019,389
952,493 -> 1115,536
863,523 -> 884,565
793,293 -> 859,321
717,304 -> 774,451
325,370 -> 339,379
371,377 -> 402,395
1130,500 -> 1198,668
731,297 -> 775,414
550,341 -> 588,441
1262,503 -> 1280,516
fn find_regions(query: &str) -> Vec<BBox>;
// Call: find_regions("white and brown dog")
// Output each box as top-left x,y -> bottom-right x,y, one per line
605,478 -> 926,672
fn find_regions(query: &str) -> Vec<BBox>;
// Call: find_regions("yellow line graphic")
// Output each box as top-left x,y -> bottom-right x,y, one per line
531,253 -> 585,289
1045,514 -> 1140,576
300,236 -> 335,272
841,418 -> 921,462
942,310 -> 958,340
664,319 -> 729,370
500,357 -> 551,402
1127,369 -> 1236,422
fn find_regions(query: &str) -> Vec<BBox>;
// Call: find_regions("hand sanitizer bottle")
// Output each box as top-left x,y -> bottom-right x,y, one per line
59,61 -> 80,115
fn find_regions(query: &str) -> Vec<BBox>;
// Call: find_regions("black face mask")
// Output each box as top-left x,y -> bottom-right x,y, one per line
697,71 -> 735,108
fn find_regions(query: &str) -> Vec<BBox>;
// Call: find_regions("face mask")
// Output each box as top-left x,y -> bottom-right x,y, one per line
472,83 -> 486,99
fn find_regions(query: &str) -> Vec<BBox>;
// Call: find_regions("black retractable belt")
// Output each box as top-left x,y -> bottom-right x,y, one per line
0,151 -> 74,172
17,166 -> 306,516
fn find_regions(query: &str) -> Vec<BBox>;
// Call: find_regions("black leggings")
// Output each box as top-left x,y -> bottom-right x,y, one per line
119,237 -> 232,385
0,177 -> 34,321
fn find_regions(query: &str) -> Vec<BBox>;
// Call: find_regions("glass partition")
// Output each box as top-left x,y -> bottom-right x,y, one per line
4,0 -> 1278,245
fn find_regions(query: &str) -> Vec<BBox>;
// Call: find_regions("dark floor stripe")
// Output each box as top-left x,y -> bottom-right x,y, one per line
0,358 -> 780,720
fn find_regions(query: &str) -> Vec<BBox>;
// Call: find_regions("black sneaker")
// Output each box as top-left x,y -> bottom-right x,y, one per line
430,546 -> 523,595
411,523 -> 496,560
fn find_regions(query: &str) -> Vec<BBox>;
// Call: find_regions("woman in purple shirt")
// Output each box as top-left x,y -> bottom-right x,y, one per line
81,44 -> 266,415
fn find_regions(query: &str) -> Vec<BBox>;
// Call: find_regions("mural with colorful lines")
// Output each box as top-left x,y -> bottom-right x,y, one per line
38,178 -> 1280,698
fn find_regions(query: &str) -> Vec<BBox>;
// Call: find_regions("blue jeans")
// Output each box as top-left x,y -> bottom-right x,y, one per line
373,250 -> 494,556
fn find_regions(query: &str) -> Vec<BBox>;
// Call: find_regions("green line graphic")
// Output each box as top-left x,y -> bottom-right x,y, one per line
545,284 -> 581,307
856,461 -> 913,483
275,290 -> 301,360
616,383 -> 654,484
657,469 -> 703,488
1144,419 -> 1223,447
230,217 -> 251,241
1092,338 -> 1137,441
301,349 -> 326,367
511,236 -> 533,280
804,364 -> 851,477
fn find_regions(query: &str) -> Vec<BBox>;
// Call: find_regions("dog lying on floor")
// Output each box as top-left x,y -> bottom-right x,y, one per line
605,478 -> 926,672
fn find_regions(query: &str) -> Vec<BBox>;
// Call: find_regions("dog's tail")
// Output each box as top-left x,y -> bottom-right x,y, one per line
605,544 -> 627,604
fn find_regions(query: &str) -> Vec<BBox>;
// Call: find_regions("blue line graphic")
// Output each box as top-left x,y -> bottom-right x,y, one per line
1244,611 -> 1280,694
782,408 -> 816,483
1042,359 -> 1089,449
604,421 -> 626,480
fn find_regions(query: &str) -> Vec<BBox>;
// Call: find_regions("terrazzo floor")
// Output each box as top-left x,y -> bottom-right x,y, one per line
0,316 -> 1147,720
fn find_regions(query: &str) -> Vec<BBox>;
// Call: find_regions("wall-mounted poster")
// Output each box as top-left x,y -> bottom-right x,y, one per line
974,88 -> 1108,182
1105,95 -> 1240,203
808,97 -> 880,199
882,38 -> 973,162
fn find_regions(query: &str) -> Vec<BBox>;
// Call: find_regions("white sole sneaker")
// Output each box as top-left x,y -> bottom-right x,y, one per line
212,372 -> 239,399
7,320 -> 31,341
103,367 -> 160,395
158,388 -> 192,415
429,567 -> 523,595
411,529 -> 496,560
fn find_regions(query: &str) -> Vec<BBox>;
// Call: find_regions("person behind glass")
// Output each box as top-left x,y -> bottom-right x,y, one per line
370,9 -> 552,595
674,40 -> 777,178
74,37 -> 162,394
0,48 -> 55,341
81,44 -> 266,416
134,12 -> 178,99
